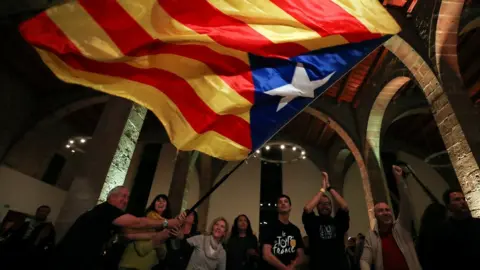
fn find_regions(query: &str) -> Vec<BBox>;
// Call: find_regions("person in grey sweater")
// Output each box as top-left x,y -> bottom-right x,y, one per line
186,217 -> 229,270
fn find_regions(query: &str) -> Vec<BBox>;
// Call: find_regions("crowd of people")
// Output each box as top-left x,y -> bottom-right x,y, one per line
1,165 -> 480,270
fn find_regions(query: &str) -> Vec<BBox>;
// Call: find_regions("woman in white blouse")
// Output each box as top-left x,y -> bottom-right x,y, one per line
185,217 -> 229,270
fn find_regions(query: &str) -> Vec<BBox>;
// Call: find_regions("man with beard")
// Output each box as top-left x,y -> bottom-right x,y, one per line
360,165 -> 421,270
430,188 -> 480,269
303,172 -> 349,270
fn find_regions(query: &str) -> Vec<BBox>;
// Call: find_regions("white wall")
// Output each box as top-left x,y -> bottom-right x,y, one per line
343,163 -> 370,236
207,159 -> 261,235
0,165 -> 67,223
283,159 -> 323,236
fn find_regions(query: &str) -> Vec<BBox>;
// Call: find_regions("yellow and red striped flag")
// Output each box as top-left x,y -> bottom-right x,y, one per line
20,0 -> 400,161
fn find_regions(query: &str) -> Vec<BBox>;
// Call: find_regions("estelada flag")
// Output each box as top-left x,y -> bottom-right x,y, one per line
20,0 -> 400,161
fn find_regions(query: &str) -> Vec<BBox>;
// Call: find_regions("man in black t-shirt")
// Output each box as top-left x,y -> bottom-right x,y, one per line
262,194 -> 305,270
303,172 -> 349,270
53,186 -> 185,270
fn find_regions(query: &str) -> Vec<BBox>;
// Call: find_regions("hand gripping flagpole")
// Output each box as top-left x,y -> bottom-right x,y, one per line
186,40 -> 390,215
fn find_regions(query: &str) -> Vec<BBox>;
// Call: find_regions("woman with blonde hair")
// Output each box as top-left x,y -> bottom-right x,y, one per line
185,217 -> 228,270
119,194 -> 172,270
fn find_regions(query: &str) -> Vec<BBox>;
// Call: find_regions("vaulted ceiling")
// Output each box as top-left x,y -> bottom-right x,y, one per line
1,7 -> 479,166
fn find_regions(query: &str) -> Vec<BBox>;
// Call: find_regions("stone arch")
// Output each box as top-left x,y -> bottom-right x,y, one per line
365,76 -> 411,163
383,35 -> 480,216
304,107 -> 376,227
1,95 -> 109,163
459,17 -> 480,36
390,107 -> 431,125
331,148 -> 352,190
435,0 -> 465,76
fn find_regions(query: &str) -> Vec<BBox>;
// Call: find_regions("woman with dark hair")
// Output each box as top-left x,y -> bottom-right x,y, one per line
226,214 -> 259,270
119,194 -> 172,270
162,211 -> 200,270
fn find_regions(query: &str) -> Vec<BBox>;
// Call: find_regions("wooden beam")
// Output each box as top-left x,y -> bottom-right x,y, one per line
352,48 -> 386,105
335,75 -> 350,103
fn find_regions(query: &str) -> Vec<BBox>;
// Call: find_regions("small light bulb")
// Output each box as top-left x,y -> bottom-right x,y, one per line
69,140 -> 74,144
265,146 -> 270,150
264,221 -> 268,225
301,151 -> 306,155
268,203 -> 271,206
280,144 -> 285,149
292,147 -> 297,151
256,150 -> 260,154
80,138 -> 86,143
66,145 -> 71,148
260,203 -> 263,206
71,150 -> 75,153
302,156 -> 306,159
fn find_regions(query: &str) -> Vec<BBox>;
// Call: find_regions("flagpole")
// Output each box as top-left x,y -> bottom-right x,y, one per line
188,158 -> 247,213
187,39 -> 390,214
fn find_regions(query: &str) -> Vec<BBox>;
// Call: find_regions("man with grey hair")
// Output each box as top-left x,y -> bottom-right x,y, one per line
53,186 -> 185,270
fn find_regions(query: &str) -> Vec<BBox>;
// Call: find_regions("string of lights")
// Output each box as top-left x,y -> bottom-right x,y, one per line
252,141 -> 307,164
65,136 -> 91,154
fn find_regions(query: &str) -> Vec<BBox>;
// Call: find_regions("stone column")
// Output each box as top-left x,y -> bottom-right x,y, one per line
168,151 -> 193,216
385,36 -> 480,217
55,97 -> 146,238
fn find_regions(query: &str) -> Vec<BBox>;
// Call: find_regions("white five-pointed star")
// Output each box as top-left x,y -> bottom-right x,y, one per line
264,63 -> 335,111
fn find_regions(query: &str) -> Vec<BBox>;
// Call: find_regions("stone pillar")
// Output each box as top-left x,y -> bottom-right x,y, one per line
168,151 -> 192,216
98,103 -> 147,202
55,97 -> 146,238
385,35 -> 480,217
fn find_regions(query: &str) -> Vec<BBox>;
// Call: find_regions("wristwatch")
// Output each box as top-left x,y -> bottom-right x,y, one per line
162,219 -> 169,229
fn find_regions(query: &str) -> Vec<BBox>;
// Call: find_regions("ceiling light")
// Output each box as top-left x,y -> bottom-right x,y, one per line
260,203 -> 263,206
292,147 -> 297,151
66,145 -> 71,148
280,144 -> 285,149
256,150 -> 260,154
265,146 -> 270,150
302,156 -> 306,159
268,203 -> 271,206
71,150 -> 75,153
80,138 -> 86,143
69,140 -> 74,144
301,151 -> 306,155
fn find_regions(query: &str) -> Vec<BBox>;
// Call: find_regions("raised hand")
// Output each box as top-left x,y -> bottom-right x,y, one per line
392,165 -> 403,182
321,172 -> 329,190
323,172 -> 330,188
